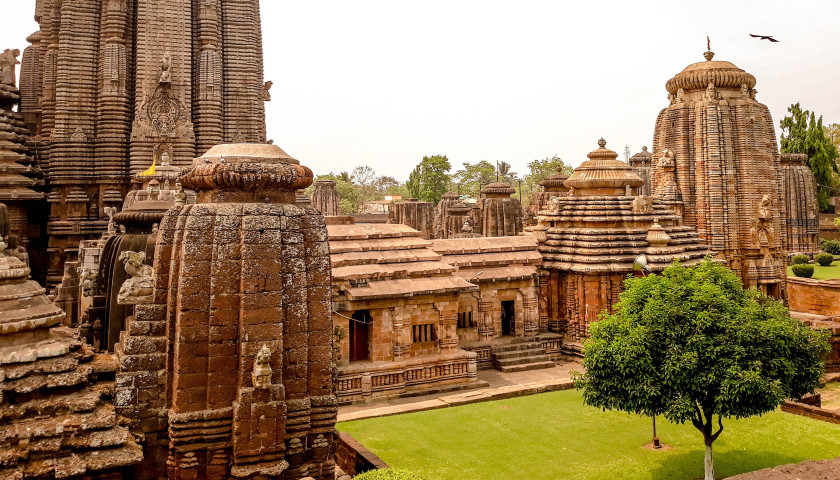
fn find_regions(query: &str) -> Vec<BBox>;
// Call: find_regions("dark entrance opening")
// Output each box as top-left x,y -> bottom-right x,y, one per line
350,310 -> 371,362
501,300 -> 515,336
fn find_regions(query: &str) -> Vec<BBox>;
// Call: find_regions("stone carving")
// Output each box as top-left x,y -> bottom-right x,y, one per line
136,87 -> 190,138
77,266 -> 96,296
780,154 -> 820,255
333,325 -> 346,361
159,52 -> 172,84
757,194 -> 772,220
117,250 -> 154,305
263,80 -> 273,101
705,82 -> 717,101
631,195 -> 654,214
0,48 -> 20,85
251,344 -> 273,389
740,83 -> 750,98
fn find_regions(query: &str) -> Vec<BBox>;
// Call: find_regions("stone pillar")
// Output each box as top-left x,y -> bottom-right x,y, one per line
390,199 -> 434,239
390,307 -> 408,361
477,298 -> 495,342
436,303 -> 458,352
523,294 -> 539,337
311,180 -> 340,216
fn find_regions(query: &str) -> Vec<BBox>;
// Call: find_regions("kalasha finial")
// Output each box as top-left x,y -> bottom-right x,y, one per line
598,138 -> 607,148
704,36 -> 715,61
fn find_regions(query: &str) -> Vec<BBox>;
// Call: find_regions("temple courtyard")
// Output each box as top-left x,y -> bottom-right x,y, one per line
338,389 -> 840,480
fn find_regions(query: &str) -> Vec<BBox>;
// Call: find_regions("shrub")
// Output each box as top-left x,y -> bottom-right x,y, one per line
822,239 -> 840,256
815,252 -> 835,267
792,264 -> 815,278
354,470 -> 427,480
791,253 -> 810,265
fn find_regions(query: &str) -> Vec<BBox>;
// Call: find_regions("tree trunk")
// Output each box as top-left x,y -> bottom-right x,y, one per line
704,441 -> 715,480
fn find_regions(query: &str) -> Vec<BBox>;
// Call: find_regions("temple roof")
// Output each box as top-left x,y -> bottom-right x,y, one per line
666,51 -> 756,94
328,223 -> 476,300
482,182 -> 515,196
538,166 -> 570,190
564,139 -> 645,193
432,236 -> 541,284
628,146 -> 653,167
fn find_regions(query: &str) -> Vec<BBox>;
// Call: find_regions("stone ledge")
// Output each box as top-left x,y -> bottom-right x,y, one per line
337,377 -> 575,422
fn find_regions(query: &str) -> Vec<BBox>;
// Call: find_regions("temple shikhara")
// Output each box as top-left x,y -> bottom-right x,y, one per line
0,1 -> 837,478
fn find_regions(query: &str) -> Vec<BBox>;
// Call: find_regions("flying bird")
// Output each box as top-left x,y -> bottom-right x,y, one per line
749,34 -> 779,42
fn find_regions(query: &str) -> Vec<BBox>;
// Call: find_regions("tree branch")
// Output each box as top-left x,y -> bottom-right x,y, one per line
712,415 -> 724,441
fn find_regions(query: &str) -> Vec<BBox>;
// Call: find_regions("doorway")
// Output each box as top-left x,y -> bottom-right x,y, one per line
501,301 -> 515,336
350,310 -> 371,362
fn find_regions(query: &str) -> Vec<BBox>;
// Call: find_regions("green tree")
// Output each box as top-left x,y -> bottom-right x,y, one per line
574,259 -> 829,480
453,160 -> 496,197
780,103 -> 840,211
497,161 -> 518,183
520,155 -> 573,205
406,155 -> 452,203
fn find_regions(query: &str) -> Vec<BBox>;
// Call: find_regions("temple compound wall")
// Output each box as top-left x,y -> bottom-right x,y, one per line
114,144 -> 336,480
651,49 -> 789,299
18,0 -> 269,287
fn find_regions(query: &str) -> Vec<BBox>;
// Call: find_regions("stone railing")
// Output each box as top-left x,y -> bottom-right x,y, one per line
336,351 -> 478,404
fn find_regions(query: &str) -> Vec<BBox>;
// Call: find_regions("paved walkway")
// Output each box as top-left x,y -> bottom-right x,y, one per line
337,361 -> 582,422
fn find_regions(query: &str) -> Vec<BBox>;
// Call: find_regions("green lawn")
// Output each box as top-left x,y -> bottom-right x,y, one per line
788,261 -> 840,280
339,390 -> 840,480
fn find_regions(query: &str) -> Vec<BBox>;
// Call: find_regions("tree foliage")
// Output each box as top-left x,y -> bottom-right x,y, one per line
574,259 -> 829,480
780,103 -> 840,211
520,155 -> 573,205
406,155 -> 452,204
307,168 -> 407,214
452,161 -> 496,197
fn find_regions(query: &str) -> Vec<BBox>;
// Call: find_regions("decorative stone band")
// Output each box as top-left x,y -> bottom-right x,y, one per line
180,161 -> 313,193
666,62 -> 756,94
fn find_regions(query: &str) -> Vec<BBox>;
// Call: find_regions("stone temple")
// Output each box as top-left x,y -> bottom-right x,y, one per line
535,140 -> 711,350
19,0 -> 269,287
651,49 -> 792,298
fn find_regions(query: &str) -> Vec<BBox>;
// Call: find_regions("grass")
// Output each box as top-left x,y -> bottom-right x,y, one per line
339,389 -> 840,480
788,261 -> 840,280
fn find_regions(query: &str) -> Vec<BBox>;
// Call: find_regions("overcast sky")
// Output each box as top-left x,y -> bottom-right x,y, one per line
3,0 -> 839,180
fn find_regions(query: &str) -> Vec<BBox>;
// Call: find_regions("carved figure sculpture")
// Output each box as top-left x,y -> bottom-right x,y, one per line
117,250 -> 154,305
252,344 -> 273,389
0,48 -> 20,85
758,194 -> 772,220
263,80 -> 273,101
159,52 -> 172,84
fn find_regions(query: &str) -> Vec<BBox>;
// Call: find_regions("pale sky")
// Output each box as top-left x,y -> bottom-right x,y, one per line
3,0 -> 839,180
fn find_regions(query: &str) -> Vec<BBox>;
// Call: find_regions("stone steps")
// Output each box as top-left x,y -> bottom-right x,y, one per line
491,339 -> 555,373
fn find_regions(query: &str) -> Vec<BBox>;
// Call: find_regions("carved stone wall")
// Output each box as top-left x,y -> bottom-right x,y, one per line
651,51 -> 787,298
781,153 -> 820,256
18,0 -> 269,287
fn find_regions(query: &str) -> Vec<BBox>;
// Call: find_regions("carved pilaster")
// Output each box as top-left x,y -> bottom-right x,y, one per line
477,299 -> 495,342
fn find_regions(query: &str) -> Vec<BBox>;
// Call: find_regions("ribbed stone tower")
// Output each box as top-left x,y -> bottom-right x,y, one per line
780,153 -> 820,256
311,180 -> 340,216
628,146 -> 653,196
651,49 -> 787,298
536,140 -> 710,351
390,198 -> 434,239
114,144 -> 336,480
19,0 -> 269,286
478,182 -> 523,237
